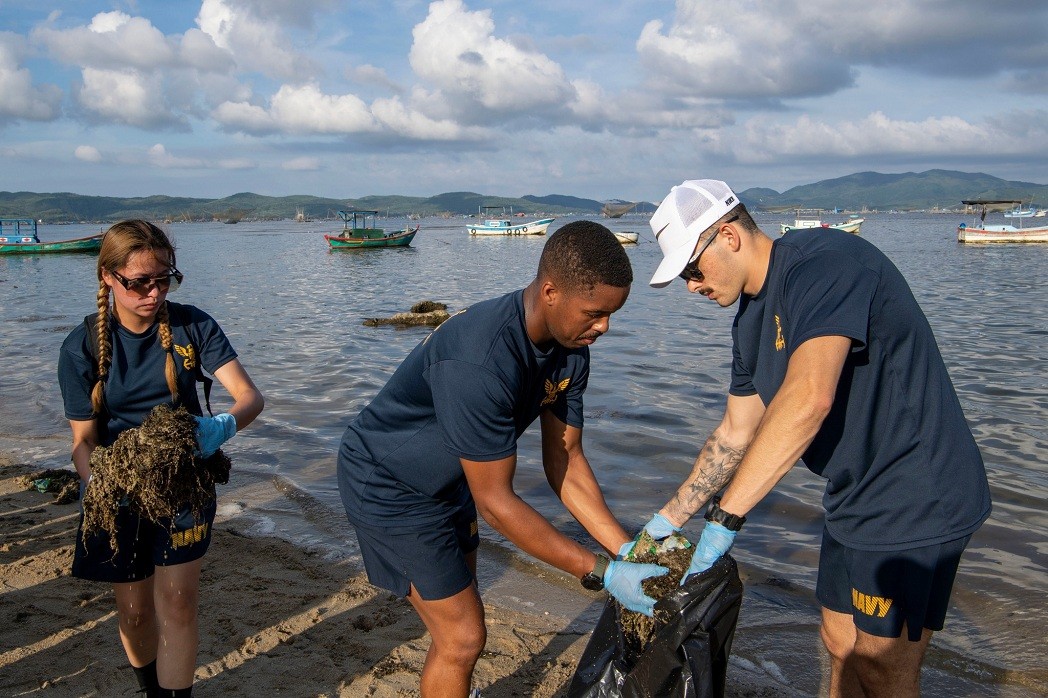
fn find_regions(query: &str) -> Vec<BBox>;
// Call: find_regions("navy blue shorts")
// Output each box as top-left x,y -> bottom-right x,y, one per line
352,502 -> 480,601
816,526 -> 970,641
72,496 -> 217,583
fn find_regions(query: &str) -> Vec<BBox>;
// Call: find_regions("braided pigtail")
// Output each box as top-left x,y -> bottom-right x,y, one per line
90,281 -> 112,415
157,301 -> 180,404
94,219 -> 179,409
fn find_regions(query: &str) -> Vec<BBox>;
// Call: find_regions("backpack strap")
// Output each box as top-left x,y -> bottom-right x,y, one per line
84,313 -> 100,366
168,303 -> 215,416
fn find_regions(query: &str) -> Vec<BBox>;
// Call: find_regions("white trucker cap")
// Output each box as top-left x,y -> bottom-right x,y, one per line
649,179 -> 739,287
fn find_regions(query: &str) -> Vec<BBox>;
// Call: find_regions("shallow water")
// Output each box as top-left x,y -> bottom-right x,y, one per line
1,213 -> 1046,694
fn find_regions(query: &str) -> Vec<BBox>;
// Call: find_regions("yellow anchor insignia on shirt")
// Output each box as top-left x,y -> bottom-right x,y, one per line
541,377 -> 571,406
174,343 -> 198,371
774,315 -> 786,351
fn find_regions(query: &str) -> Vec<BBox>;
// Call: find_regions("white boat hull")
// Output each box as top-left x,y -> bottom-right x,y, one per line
613,231 -> 639,244
957,224 -> 1048,243
468,218 -> 554,236
781,218 -> 863,235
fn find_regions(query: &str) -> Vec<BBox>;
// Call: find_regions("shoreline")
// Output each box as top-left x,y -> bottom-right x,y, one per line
5,453 -> 1036,696
0,454 -> 798,697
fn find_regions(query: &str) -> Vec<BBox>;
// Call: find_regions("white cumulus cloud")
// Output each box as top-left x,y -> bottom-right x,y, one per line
214,83 -> 482,140
735,110 -> 1048,164
147,143 -> 204,168
0,33 -> 62,122
282,157 -> 320,171
74,145 -> 103,162
35,12 -> 177,72
76,67 -> 185,129
409,0 -> 575,118
636,0 -> 1048,101
196,0 -> 316,81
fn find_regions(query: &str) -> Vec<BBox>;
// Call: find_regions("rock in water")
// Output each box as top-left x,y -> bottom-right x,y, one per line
81,404 -> 231,554
410,300 -> 447,314
363,300 -> 450,327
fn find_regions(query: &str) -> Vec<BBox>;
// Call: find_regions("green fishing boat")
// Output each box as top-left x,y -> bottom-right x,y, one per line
324,210 -> 418,249
0,219 -> 103,255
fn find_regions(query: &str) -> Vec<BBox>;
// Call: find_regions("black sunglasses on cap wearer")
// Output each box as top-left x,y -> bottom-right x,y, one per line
110,268 -> 184,294
678,215 -> 739,283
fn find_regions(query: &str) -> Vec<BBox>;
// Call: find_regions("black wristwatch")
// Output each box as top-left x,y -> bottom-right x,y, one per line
704,495 -> 746,532
580,553 -> 610,591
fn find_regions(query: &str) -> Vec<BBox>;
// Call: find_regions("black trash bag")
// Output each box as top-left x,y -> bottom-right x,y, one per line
567,555 -> 743,698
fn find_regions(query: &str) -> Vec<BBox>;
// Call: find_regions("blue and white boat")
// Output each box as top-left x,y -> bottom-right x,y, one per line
467,206 -> 555,236
1003,206 -> 1036,218
958,200 -> 1048,243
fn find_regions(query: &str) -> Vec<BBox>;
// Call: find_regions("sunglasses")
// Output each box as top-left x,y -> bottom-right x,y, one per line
678,215 -> 738,283
110,268 -> 183,294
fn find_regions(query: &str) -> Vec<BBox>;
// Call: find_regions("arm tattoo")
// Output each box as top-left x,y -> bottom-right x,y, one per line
664,431 -> 746,524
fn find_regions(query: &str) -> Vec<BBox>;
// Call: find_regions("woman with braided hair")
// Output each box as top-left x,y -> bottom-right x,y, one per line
58,220 -> 264,698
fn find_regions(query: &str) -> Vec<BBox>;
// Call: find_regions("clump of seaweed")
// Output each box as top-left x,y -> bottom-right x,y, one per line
410,300 -> 446,314
619,530 -> 694,651
21,468 -> 81,505
82,404 -> 231,554
363,300 -> 450,327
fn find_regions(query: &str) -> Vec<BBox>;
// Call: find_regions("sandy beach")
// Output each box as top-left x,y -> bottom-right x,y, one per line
0,454 -> 800,697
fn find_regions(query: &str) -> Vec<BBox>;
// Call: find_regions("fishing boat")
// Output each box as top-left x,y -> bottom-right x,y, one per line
613,231 -> 639,244
957,200 -> 1048,243
1003,207 -> 1035,218
780,209 -> 864,235
0,219 -> 103,255
602,201 -> 638,218
467,206 -> 554,236
325,210 -> 418,249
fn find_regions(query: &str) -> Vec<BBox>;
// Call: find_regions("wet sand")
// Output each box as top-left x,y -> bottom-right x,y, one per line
1,454 -> 798,697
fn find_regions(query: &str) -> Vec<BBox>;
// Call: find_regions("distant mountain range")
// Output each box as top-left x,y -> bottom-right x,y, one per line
736,170 -> 1048,212
1,170 -> 1044,223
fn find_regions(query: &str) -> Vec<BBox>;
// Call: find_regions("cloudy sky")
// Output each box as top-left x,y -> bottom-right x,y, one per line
2,0 -> 1046,202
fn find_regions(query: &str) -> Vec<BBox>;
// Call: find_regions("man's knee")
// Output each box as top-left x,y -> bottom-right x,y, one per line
820,610 -> 856,663
440,621 -> 486,665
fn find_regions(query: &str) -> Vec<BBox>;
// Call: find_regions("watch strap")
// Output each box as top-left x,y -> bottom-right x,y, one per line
704,495 -> 746,531
591,553 -> 610,580
580,553 -> 610,590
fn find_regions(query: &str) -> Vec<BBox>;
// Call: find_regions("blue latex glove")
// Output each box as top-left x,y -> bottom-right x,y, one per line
194,413 -> 237,458
681,521 -> 736,585
619,513 -> 683,559
643,513 -> 681,540
604,559 -> 669,616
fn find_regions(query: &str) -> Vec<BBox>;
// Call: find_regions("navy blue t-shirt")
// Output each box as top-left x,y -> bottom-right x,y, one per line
58,302 -> 237,446
730,229 -> 990,550
337,290 -> 589,528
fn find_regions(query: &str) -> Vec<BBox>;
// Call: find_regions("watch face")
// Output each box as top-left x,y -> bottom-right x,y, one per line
580,573 -> 604,591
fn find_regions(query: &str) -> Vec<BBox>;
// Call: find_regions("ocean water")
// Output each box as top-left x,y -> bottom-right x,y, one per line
1,213 -> 1046,695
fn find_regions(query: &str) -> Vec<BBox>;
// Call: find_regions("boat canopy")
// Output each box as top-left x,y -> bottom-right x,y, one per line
338,210 -> 379,229
962,200 -> 1026,223
961,200 -> 1023,209
0,218 -> 39,239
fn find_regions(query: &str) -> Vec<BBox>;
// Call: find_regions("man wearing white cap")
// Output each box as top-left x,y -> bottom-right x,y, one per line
636,180 -> 990,697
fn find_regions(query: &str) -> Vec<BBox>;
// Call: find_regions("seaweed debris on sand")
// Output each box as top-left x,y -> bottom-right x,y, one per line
620,530 -> 694,649
20,468 -> 80,504
81,404 -> 231,553
363,300 -> 450,327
